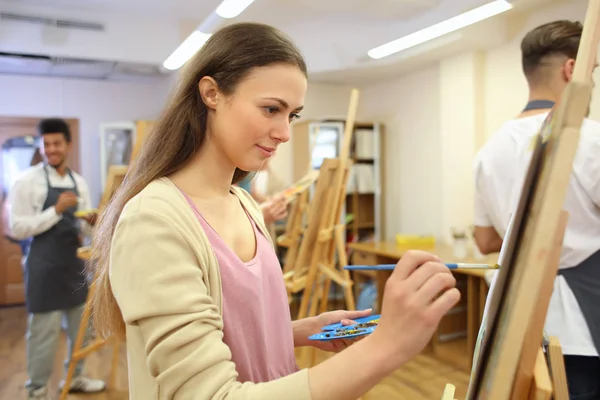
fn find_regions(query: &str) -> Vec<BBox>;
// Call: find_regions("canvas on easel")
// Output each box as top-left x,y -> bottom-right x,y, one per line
461,1 -> 600,398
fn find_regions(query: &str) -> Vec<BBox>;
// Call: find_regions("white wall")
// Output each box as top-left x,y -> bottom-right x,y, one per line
438,52 -> 485,245
0,74 -> 173,204
358,66 -> 442,241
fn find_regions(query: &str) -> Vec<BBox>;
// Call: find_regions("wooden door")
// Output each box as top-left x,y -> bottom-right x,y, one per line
0,117 -> 80,306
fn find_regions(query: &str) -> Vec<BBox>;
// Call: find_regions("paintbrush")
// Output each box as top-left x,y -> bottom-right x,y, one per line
345,263 -> 500,271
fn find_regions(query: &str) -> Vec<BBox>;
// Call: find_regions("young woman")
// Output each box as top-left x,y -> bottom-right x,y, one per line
90,22 -> 460,400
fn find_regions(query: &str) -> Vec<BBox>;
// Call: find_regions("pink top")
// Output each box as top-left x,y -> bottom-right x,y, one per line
182,192 -> 299,383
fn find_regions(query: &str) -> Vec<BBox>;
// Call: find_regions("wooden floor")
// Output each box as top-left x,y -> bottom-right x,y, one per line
0,306 -> 128,400
1,305 -> 470,399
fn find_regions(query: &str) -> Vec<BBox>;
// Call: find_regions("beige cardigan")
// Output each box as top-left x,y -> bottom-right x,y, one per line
109,177 -> 312,399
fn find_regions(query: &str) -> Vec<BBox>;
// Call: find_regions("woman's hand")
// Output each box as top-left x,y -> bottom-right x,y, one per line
369,250 -> 461,371
305,250 -> 460,400
260,195 -> 288,224
292,309 -> 373,352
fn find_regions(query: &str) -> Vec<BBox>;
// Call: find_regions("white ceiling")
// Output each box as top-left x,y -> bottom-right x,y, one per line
0,0 -> 221,19
0,0 -> 573,83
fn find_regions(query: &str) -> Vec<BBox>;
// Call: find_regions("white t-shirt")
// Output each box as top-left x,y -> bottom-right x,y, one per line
7,162 -> 94,241
473,112 -> 600,356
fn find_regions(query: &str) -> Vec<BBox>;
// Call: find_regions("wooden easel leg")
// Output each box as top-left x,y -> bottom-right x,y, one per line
547,337 -> 569,400
305,281 -> 323,367
58,280 -> 121,400
511,210 -> 569,398
59,285 -> 95,400
529,347 -> 552,400
335,224 -> 356,311
297,215 -> 330,320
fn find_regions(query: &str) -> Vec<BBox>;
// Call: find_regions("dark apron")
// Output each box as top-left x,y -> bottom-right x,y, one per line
522,99 -> 555,112
23,166 -> 88,314
557,250 -> 600,355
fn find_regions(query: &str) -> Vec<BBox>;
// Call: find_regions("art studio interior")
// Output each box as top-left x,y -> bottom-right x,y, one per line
1,0 -> 599,399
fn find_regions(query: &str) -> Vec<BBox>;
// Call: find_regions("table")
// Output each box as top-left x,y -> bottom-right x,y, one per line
347,241 -> 499,367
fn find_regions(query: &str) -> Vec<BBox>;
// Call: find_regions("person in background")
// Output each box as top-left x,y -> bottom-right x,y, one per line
251,159 -> 289,240
473,20 -> 600,399
237,164 -> 288,225
8,118 -> 106,400
89,22 -> 460,400
249,159 -> 286,204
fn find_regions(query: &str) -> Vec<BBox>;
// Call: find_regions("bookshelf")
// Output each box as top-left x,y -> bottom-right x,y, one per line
291,119 -> 384,242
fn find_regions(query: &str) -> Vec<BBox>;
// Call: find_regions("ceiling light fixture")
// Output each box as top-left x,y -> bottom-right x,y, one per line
163,30 -> 212,71
215,0 -> 255,19
367,0 -> 513,59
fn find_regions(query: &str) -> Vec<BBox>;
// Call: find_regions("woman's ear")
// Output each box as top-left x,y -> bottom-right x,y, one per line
198,77 -> 220,110
563,58 -> 576,82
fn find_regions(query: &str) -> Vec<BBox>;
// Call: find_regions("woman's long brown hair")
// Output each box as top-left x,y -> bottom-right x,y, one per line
89,22 -> 307,339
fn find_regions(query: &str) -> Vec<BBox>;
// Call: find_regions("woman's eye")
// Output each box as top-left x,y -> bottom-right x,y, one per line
290,113 -> 301,121
265,106 -> 279,115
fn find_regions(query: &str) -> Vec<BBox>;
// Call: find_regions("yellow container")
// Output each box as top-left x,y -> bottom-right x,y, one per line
395,234 -> 436,247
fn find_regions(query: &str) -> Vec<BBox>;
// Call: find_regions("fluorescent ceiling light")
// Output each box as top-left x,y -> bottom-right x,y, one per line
368,0 -> 513,59
163,31 -> 212,71
216,0 -> 255,19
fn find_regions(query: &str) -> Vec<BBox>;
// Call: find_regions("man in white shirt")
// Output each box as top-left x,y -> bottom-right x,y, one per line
8,118 -> 106,400
473,21 -> 600,398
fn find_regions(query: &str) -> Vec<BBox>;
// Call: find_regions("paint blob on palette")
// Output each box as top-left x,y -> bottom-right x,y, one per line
309,326 -> 377,341
321,314 -> 380,331
309,314 -> 381,341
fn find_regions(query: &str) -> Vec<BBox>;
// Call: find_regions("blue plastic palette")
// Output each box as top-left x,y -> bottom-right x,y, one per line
309,326 -> 376,341
321,314 -> 381,331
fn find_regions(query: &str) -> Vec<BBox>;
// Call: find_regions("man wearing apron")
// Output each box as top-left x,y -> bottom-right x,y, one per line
8,118 -> 105,400
473,21 -> 600,399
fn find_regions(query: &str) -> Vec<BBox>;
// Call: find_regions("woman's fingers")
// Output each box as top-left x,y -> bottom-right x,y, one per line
404,261 -> 452,292
428,287 -> 461,321
413,270 -> 457,307
391,250 -> 441,281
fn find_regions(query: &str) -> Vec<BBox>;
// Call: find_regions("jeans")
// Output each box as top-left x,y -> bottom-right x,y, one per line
25,304 -> 89,389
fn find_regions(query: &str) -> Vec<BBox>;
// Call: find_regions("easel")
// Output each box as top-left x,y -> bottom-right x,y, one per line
59,165 -> 129,400
275,169 -> 320,257
58,120 -> 153,398
130,120 -> 155,161
279,132 -> 336,302
296,89 -> 360,315
446,1 -> 600,398
279,190 -> 309,272
443,337 -> 566,400
284,90 -> 360,368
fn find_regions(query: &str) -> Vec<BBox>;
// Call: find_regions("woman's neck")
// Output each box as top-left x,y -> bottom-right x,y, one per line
170,142 -> 235,199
